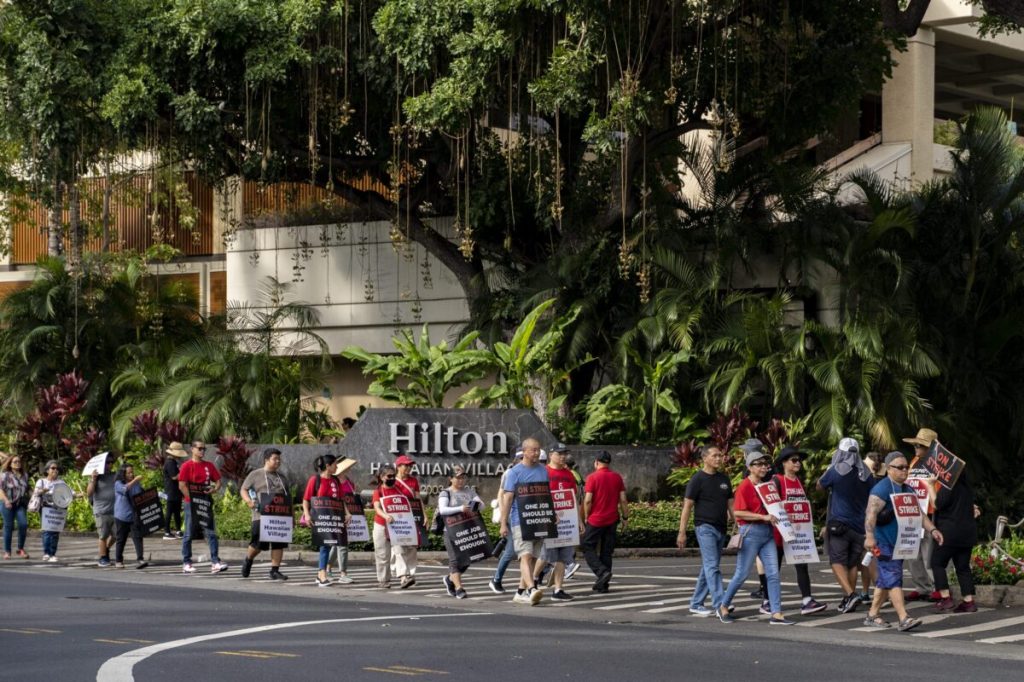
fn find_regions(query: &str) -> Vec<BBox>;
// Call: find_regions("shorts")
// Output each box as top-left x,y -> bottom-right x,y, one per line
826,525 -> 865,568
512,525 -> 544,559
249,520 -> 288,551
442,532 -> 469,574
543,544 -> 575,565
875,546 -> 903,589
95,514 -> 115,539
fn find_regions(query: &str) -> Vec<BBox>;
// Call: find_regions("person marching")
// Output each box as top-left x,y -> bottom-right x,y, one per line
438,466 -> 484,599
86,453 -> 118,568
178,440 -> 228,575
581,450 -> 628,593
676,445 -> 733,618
112,463 -> 148,569
499,438 -> 549,605
371,465 -> 401,588
902,427 -> 941,602
862,451 -> 944,632
489,447 -> 523,594
392,454 -> 421,588
302,454 -> 350,587
162,441 -> 187,539
328,457 -> 359,583
1,453 -> 30,559
771,446 -> 827,615
931,469 -> 979,613
532,444 -> 582,601
240,448 -> 290,581
33,460 -> 64,562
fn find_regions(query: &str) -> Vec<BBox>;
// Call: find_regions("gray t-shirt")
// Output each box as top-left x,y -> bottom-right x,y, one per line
91,472 -> 117,515
241,468 -> 288,521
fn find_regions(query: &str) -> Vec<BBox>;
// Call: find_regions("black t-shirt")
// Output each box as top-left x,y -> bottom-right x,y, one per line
685,470 -> 733,533
163,457 -> 182,499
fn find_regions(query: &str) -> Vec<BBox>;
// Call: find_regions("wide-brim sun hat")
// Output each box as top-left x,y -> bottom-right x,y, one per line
165,442 -> 188,458
902,428 -> 938,448
335,457 -> 358,475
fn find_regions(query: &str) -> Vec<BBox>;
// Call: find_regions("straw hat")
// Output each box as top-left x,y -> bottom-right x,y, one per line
165,441 -> 189,458
335,457 -> 358,475
902,428 -> 938,448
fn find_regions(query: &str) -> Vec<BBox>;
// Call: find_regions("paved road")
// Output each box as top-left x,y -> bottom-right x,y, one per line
3,541 -> 1024,681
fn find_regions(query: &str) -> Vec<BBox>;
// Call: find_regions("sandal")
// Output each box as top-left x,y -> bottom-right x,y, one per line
897,617 -> 921,632
863,614 -> 890,629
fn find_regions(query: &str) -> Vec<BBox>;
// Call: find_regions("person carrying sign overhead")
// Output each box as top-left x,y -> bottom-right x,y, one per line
178,440 -> 228,575
901,427 -> 940,602
500,438 -> 550,605
240,448 -> 291,581
863,451 -> 944,632
86,452 -> 118,568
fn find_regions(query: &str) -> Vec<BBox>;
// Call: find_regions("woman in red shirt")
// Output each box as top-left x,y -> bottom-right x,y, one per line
720,447 -> 794,625
302,455 -> 350,587
371,466 -> 401,588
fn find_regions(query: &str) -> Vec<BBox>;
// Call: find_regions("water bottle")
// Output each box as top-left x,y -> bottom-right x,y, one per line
861,549 -> 874,567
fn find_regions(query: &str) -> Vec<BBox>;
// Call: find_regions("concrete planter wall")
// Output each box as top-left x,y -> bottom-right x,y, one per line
968,584 -> 1024,608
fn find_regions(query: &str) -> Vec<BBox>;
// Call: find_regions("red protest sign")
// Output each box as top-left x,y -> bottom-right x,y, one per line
921,440 -> 966,491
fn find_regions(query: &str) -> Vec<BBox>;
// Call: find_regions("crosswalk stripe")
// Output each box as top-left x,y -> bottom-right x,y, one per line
912,614 -> 1024,638
849,613 -> 955,632
797,600 -> 934,627
978,632 -> 1024,644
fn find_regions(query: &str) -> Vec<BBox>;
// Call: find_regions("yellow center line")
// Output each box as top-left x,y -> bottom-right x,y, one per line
362,667 -> 420,676
390,666 -> 449,674
215,651 -> 275,659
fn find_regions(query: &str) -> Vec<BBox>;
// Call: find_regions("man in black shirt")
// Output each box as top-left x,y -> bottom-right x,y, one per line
162,442 -> 187,539
676,446 -> 734,621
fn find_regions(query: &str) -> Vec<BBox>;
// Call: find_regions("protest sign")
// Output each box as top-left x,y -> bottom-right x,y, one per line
188,484 -> 214,530
408,498 -> 429,547
544,488 -> 580,549
781,500 -> 820,564
755,482 -> 796,543
132,488 -> 165,536
310,497 -> 347,546
444,511 -> 493,565
515,482 -> 556,540
891,492 -> 924,560
344,493 -> 370,542
382,495 -> 418,546
921,441 -> 966,491
41,506 -> 67,532
82,452 -> 109,476
258,493 -> 293,543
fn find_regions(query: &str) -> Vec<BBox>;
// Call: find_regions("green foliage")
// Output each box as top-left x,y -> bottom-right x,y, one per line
972,541 -> 1024,586
618,501 -> 683,548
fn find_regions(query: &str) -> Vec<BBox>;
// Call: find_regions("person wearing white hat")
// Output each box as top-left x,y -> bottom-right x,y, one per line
162,442 -> 188,539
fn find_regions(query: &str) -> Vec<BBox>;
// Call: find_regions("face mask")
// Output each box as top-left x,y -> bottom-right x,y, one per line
384,477 -> 396,486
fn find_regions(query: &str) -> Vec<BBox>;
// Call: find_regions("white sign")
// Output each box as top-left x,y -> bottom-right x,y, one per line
544,489 -> 580,549
891,492 -> 923,560
755,482 -> 796,543
41,506 -> 67,532
346,514 -> 370,543
382,495 -> 418,547
82,452 -> 109,476
259,514 -> 294,544
906,476 -> 932,516
781,500 -> 820,564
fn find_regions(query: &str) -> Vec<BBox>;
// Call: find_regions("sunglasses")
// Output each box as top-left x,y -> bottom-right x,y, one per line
889,465 -> 909,471
750,461 -> 771,467
786,457 -> 802,463
48,467 -> 59,471
193,445 -> 207,451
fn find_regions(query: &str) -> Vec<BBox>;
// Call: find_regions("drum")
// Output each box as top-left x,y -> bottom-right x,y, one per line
50,481 -> 73,509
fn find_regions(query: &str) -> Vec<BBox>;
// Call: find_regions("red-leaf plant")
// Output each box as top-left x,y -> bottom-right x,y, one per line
216,436 -> 254,483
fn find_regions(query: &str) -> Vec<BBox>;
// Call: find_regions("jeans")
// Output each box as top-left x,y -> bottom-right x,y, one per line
328,545 -> 349,573
906,531 -> 936,593
581,521 -> 618,578
319,545 -> 332,571
1,503 -> 28,553
42,530 -> 60,557
493,532 -> 518,582
181,502 -> 219,564
722,524 -> 782,614
690,524 -> 726,609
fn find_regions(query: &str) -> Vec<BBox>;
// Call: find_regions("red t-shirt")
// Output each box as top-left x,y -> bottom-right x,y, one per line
547,466 -> 577,493
304,475 -> 342,501
734,477 -> 769,526
372,485 -> 402,526
771,475 -> 806,544
394,476 -> 420,500
584,467 -> 625,526
177,460 -> 220,502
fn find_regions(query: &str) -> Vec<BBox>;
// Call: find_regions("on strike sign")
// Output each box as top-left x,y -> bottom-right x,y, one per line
891,492 -> 923,560
754,482 -> 796,543
259,493 -> 294,544
781,500 -> 819,564
544,488 -> 580,549
382,495 -> 418,546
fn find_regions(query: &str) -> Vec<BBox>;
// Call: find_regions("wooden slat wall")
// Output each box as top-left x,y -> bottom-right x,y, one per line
242,175 -> 389,217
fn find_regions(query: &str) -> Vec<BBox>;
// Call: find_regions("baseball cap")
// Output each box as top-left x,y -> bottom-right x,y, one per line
551,442 -> 569,454
838,437 -> 859,454
595,450 -> 612,464
740,438 -> 764,455
395,454 -> 416,466
744,449 -> 770,468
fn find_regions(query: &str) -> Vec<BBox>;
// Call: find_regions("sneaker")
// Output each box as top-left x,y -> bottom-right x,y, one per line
904,590 -> 923,601
241,557 -> 253,578
162,533 -> 176,540
336,574 -> 354,584
564,561 -> 580,580
769,616 -> 795,625
863,614 -> 891,629
858,591 -> 871,602
455,588 -> 468,600
269,568 -> 287,581
98,557 -> 111,567
759,599 -> 772,615
512,591 -> 532,605
400,575 -> 416,589
839,594 -> 860,614
41,554 -> 51,562
689,605 -> 713,617
378,582 -> 391,589
749,587 -> 765,600
16,549 -> 29,559
528,587 -> 545,605
800,599 -> 828,616
727,604 -> 736,614
927,590 -> 943,602
211,561 -> 229,574
182,563 -> 196,574
717,607 -> 735,624
443,575 -> 456,597
114,562 -> 125,569
934,597 -> 956,611
593,571 -> 612,592
551,589 -> 574,602
136,561 -> 149,570
489,579 -> 505,594
316,577 -> 331,588
897,616 -> 922,632
47,556 -> 58,563
953,600 -> 978,613
174,531 -> 184,539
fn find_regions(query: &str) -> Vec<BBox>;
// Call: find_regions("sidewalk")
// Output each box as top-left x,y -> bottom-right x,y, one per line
8,531 -> 699,567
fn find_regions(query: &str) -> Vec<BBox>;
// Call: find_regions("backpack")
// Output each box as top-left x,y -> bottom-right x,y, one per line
431,490 -> 450,535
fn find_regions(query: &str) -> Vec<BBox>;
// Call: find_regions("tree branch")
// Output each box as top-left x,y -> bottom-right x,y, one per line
880,0 -> 933,36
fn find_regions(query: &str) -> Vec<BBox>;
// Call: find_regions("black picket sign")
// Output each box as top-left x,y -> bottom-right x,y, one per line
131,488 -> 165,536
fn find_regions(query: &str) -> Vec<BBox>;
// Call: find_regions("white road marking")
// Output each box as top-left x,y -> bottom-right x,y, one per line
913,614 -> 1024,638
95,612 -> 491,681
979,632 -> 1024,644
